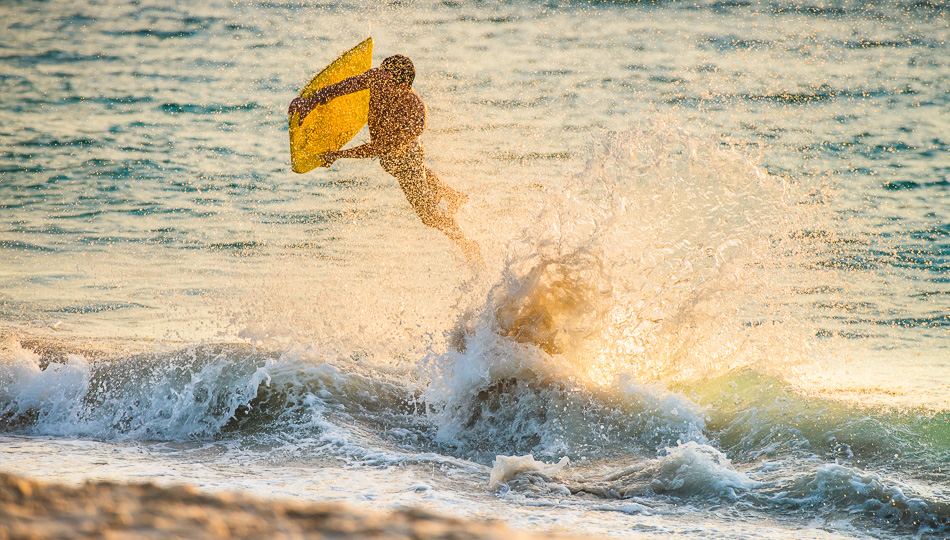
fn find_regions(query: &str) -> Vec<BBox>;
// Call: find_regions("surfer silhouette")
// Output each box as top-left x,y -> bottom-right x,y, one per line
288,55 -> 482,265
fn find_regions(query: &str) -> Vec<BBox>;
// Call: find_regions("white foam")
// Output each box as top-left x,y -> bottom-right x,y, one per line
650,441 -> 758,500
605,373 -> 709,445
772,463 -> 950,528
0,339 -> 286,440
489,454 -> 570,489
595,501 -> 654,515
0,338 -> 91,433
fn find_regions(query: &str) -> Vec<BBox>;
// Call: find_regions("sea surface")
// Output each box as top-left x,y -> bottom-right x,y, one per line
1,0 -> 949,538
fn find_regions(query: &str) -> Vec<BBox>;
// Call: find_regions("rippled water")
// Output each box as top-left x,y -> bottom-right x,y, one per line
1,0 -> 948,538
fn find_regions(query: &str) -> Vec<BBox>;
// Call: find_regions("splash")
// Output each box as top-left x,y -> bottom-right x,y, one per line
436,118 -> 815,395
423,119 -> 822,465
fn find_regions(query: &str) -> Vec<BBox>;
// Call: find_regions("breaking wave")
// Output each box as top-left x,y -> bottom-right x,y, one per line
2,123 -> 947,536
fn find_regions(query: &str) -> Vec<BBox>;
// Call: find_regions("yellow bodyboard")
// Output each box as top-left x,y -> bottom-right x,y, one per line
289,37 -> 373,174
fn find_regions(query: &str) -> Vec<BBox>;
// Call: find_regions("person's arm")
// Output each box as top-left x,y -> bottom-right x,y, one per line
322,127 -> 418,166
317,68 -> 379,102
321,134 -> 405,166
321,98 -> 426,167
288,68 -> 380,124
321,142 -> 380,166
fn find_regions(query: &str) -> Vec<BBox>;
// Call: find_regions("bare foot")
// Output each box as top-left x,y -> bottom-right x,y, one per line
460,237 -> 484,266
445,191 -> 469,215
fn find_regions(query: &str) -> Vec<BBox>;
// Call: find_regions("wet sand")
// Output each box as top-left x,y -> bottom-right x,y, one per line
0,472 -> 592,539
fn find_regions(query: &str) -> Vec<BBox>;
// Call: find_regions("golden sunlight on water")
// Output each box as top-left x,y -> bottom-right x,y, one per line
1,0 -> 948,538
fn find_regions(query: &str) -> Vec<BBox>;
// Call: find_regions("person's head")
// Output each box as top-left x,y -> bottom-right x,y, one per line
381,55 -> 415,87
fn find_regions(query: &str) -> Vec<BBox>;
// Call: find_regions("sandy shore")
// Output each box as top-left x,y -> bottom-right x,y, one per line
0,472 -> 593,540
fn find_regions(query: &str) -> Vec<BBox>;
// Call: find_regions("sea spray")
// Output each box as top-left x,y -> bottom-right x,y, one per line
449,119 -> 815,386
424,121 -> 817,462
412,123 -> 950,534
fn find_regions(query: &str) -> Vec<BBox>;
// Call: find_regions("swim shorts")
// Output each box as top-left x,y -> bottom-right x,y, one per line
379,140 -> 436,209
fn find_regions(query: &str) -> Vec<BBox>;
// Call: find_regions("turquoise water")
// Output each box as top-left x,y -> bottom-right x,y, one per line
1,0 -> 948,538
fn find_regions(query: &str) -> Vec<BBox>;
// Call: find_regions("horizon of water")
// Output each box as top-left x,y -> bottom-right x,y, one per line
1,0 -> 949,538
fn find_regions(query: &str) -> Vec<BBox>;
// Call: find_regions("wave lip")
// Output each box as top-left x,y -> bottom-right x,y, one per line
0,337 -> 430,468
0,338 -> 272,440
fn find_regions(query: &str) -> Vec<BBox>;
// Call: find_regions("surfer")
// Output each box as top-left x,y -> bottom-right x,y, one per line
288,55 -> 482,264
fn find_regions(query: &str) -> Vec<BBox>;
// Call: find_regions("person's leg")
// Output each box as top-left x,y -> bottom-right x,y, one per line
398,178 -> 463,241
381,144 -> 483,264
424,167 -> 468,215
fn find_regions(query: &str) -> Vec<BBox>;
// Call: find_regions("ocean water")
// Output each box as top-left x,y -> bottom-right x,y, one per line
1,0 -> 948,537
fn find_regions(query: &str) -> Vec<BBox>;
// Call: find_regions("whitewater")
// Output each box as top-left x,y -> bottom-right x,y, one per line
1,0 -> 948,538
